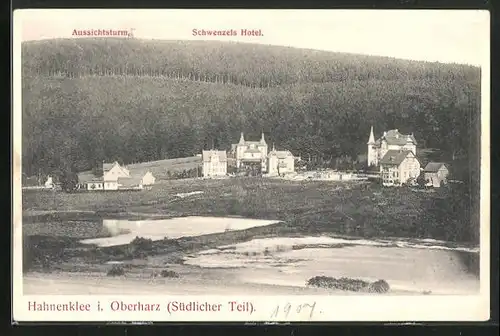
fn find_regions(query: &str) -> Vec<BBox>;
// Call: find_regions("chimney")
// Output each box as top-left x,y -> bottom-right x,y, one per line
383,131 -> 387,137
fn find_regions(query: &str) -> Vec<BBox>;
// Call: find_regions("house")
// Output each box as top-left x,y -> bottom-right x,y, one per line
103,161 -> 130,181
379,150 -> 421,186
267,146 -> 298,176
44,176 -> 54,189
117,176 -> 144,190
202,150 -> 227,177
77,161 -> 155,191
367,127 -> 417,167
141,171 -> 156,186
423,162 -> 449,187
230,132 -> 268,173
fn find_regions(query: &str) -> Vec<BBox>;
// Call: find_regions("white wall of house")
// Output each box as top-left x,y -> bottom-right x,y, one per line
268,155 -> 295,175
398,156 -> 421,183
381,155 -> 420,186
141,172 -> 156,185
381,165 -> 399,186
44,176 -> 53,188
268,155 -> 278,175
85,182 -> 104,190
104,181 -> 119,190
203,158 -> 227,177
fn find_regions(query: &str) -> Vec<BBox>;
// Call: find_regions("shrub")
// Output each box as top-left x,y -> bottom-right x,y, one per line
367,279 -> 390,293
130,236 -> 154,250
160,269 -> 180,278
107,265 -> 125,276
307,276 -> 390,293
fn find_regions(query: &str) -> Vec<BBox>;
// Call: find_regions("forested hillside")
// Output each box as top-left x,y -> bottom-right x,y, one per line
22,38 -> 481,181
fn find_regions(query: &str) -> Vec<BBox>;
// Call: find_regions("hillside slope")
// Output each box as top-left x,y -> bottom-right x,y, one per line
21,38 -> 481,180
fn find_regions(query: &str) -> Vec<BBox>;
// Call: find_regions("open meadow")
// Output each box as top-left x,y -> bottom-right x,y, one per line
21,177 -> 479,294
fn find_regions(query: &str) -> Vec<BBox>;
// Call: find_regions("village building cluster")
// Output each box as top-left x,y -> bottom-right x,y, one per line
201,132 -> 300,178
77,161 -> 155,191
23,127 -> 451,191
367,126 -> 449,187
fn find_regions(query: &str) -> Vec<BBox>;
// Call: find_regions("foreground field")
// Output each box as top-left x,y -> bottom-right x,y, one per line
20,178 -> 479,295
23,178 -> 478,244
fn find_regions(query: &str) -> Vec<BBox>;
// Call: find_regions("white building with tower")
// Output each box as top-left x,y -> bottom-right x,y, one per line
367,126 -> 417,168
230,132 -> 268,173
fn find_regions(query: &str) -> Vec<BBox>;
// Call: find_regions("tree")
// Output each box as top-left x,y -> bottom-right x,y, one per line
60,170 -> 79,193
416,174 -> 427,188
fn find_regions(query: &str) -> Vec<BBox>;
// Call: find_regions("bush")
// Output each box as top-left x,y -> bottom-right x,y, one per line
107,265 -> 125,276
307,276 -> 390,293
130,236 -> 154,250
367,279 -> 390,293
160,269 -> 180,278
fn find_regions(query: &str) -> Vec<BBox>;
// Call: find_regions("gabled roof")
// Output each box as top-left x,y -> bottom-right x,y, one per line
118,176 -> 143,187
238,141 -> 264,146
375,129 -> 417,146
423,162 -> 447,172
103,162 -> 118,172
380,150 -> 414,166
78,171 -> 100,183
269,150 -> 294,159
244,148 -> 262,154
202,150 -> 227,162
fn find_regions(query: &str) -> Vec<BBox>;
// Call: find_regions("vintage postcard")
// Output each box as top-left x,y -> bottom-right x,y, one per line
12,9 -> 490,322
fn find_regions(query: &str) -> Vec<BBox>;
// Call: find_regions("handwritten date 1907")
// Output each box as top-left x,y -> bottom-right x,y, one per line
270,302 -> 317,320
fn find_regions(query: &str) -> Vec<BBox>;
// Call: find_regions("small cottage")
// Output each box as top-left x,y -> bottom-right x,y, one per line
423,162 -> 449,187
141,171 -> 156,186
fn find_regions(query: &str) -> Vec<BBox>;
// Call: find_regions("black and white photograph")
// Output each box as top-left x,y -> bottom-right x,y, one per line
12,9 -> 490,322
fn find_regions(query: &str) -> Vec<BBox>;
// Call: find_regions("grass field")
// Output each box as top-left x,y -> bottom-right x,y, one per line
21,178 -> 478,275
126,156 -> 202,181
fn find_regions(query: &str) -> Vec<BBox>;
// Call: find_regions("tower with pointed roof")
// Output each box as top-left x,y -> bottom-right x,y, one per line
367,126 -> 377,167
232,131 -> 268,171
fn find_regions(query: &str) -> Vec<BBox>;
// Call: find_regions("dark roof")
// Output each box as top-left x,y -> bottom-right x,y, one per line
423,162 -> 447,172
202,150 -> 227,162
375,129 -> 417,146
379,150 -> 414,166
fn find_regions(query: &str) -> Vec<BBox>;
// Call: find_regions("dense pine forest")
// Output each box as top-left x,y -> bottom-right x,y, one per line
22,38 -> 481,182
